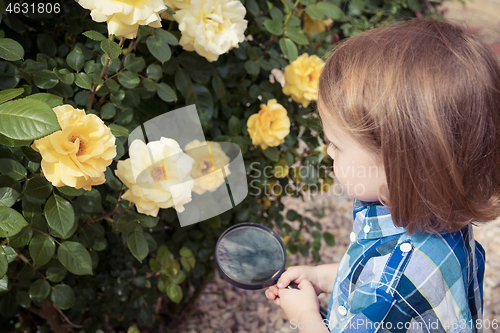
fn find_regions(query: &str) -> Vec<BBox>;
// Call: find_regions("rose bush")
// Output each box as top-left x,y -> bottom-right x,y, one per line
0,0 -> 444,331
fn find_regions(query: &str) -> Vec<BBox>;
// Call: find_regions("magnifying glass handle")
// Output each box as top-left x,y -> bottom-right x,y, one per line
286,282 -> 329,322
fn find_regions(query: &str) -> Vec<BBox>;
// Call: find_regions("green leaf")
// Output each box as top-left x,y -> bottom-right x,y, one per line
44,195 -> 75,239
285,26 -> 309,45
156,82 -> 177,102
16,290 -> 30,308
323,231 -> 335,246
0,158 -> 26,180
305,5 -> 325,19
123,54 -> 146,73
101,39 -> 122,60
50,284 -> 75,310
66,47 -> 85,72
0,187 -> 19,207
53,69 -> 75,86
179,247 -> 193,258
0,98 -> 60,141
100,103 -> 116,119
26,93 -> 64,108
57,241 -> 93,275
244,60 -> 260,75
0,275 -> 7,292
75,72 -> 93,90
127,229 -> 148,263
180,257 -> 191,272
108,124 -> 129,137
23,175 -> 52,204
263,146 -> 280,162
147,64 -> 162,81
147,35 -> 171,64
0,247 -> 7,278
174,68 -> 192,99
0,206 -> 28,237
228,116 -> 241,136
279,38 -> 298,61
0,38 -> 24,61
7,225 -> 32,247
29,279 -> 50,303
0,88 -> 23,105
1,246 -> 16,263
57,186 -> 84,197
37,34 -> 57,57
83,30 -> 107,41
116,217 -> 136,235
316,2 -> 344,19
136,215 -> 159,228
166,283 -> 182,303
46,265 -> 67,283
263,18 -> 283,35
170,270 -> 186,284
154,29 -> 179,46
118,71 -> 140,89
29,234 -> 55,266
0,133 -> 31,147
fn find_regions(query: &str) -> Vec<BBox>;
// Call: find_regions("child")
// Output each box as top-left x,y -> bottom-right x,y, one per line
265,17 -> 500,332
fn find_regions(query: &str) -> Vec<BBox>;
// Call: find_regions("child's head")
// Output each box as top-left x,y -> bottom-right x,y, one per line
317,18 -> 500,235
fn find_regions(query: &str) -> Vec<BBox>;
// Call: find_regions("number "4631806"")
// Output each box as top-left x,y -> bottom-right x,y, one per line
6,2 -> 61,14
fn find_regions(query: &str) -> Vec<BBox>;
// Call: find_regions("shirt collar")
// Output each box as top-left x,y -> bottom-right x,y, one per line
352,198 -> 407,239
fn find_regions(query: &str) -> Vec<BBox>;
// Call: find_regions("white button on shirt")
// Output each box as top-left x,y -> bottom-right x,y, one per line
338,306 -> 347,316
400,243 -> 412,253
350,232 -> 356,243
363,225 -> 371,233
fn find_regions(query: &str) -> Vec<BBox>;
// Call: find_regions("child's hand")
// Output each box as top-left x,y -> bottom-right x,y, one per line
265,265 -> 323,306
277,279 -> 321,323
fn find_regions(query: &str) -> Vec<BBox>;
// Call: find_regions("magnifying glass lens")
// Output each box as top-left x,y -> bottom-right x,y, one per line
216,226 -> 284,284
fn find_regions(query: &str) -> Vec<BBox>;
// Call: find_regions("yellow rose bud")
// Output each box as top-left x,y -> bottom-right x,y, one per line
31,105 -> 116,191
247,99 -> 291,150
282,53 -> 325,108
273,161 -> 289,178
77,0 -> 167,39
321,183 -> 330,192
261,197 -> 271,210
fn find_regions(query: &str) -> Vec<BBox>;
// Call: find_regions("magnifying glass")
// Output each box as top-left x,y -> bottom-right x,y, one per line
215,222 -> 328,320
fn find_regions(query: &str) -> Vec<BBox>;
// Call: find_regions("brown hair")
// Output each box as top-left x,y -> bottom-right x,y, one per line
317,17 -> 500,235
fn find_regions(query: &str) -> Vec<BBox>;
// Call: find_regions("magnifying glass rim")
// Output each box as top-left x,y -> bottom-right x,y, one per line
215,222 -> 287,290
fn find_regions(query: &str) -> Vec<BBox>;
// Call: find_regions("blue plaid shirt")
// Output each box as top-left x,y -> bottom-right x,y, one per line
326,199 -> 485,333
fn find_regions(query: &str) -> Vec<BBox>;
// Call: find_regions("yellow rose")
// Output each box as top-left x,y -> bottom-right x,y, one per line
247,99 -> 290,150
77,0 -> 167,39
282,53 -> 325,108
173,0 -> 248,62
115,137 -> 195,217
303,14 -> 333,35
31,105 -> 116,191
161,0 -> 190,20
184,140 -> 231,195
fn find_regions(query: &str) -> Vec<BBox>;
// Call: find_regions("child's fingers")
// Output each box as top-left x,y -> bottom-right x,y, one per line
277,267 -> 300,288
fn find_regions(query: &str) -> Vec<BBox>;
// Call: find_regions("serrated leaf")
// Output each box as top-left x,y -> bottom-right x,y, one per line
156,82 -> 177,102
118,71 -> 140,89
279,38 -> 298,61
1,246 -> 16,263
83,30 -> 106,41
29,279 -> 50,302
7,225 -> 32,247
0,99 -> 60,141
101,39 -> 121,60
44,195 -> 75,239
285,26 -> 309,45
33,69 -> 59,90
263,18 -> 283,35
0,158 -> 26,181
57,241 -> 93,275
26,93 -> 64,108
147,35 -> 171,63
29,234 -> 55,266
57,186 -> 84,197
46,265 -> 67,283
50,284 -> 75,310
66,47 -> 85,72
53,69 -> 74,86
0,206 -> 28,237
0,187 -> 19,207
127,229 -> 148,263
23,175 -> 52,204
0,38 -> 24,61
75,72 -> 93,90
0,88 -> 23,105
